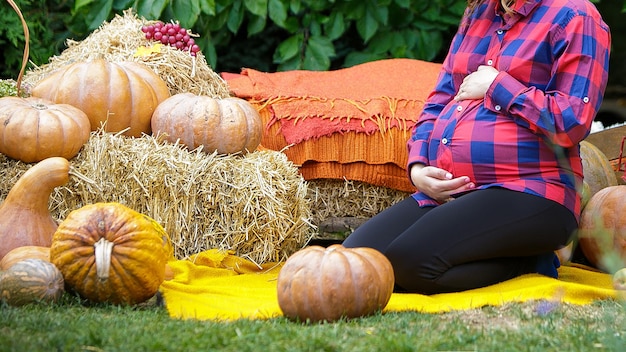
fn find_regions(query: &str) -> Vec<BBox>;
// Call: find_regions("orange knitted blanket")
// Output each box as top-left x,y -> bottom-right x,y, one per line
223,58 -> 441,144
222,59 -> 442,192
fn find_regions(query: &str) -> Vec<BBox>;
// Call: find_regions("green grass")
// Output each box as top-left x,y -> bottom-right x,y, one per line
1,294 -> 624,352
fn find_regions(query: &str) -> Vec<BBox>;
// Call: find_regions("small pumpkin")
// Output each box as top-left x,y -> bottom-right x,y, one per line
0,96 -> 91,163
0,258 -> 64,306
50,202 -> 173,305
580,140 -> 618,199
0,157 -> 70,260
0,246 -> 50,270
31,59 -> 170,137
151,93 -> 263,154
276,244 -> 394,322
578,185 -> 626,272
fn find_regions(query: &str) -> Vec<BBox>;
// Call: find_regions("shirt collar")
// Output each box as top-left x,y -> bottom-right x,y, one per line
496,0 -> 541,17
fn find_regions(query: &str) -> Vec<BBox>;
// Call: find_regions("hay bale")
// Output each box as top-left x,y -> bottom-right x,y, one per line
23,9 -> 230,99
0,132 -> 314,265
306,179 -> 410,229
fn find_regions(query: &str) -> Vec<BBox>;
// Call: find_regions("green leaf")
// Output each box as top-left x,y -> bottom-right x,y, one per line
324,11 -> 345,40
244,0 -> 268,17
289,0 -> 302,15
85,0 -> 113,30
199,0 -> 217,16
136,0 -> 168,19
356,10 -> 379,43
276,33 -> 302,61
343,51 -> 386,68
227,0 -> 245,33
74,0 -> 96,12
170,0 -> 201,28
268,0 -> 288,27
394,0 -> 411,9
247,15 -> 267,36
303,35 -> 334,70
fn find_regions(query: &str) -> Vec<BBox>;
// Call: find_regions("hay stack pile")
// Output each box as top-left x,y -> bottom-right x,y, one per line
23,9 -> 230,98
0,132 -> 313,265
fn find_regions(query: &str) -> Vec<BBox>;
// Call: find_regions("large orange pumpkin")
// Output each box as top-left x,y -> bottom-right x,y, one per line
276,244 -> 394,322
151,93 -> 263,154
0,96 -> 91,163
578,185 -> 626,273
50,202 -> 173,305
31,59 -> 170,137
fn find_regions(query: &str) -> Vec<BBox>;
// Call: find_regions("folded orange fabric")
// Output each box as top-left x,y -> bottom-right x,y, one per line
254,102 -> 416,192
159,250 -> 619,321
223,58 -> 441,144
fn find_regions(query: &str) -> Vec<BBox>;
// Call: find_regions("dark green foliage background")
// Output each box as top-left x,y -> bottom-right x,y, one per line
0,0 -> 623,89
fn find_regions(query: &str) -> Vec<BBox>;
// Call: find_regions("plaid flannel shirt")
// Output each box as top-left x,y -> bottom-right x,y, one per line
407,0 -> 611,220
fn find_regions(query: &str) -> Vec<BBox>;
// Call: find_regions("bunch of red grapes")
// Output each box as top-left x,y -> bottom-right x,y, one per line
141,21 -> 201,56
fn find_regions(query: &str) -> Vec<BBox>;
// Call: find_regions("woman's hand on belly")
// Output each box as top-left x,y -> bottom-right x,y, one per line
410,164 -> 475,203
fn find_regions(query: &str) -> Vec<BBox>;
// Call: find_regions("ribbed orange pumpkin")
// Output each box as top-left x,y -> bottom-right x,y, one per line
31,59 -> 170,137
0,258 -> 64,306
580,140 -> 618,200
578,185 -> 626,273
276,244 -> 394,322
0,96 -> 91,163
151,93 -> 263,154
50,202 -> 173,305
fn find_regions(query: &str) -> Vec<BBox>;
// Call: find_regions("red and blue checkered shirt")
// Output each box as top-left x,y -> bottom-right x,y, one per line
407,0 -> 611,220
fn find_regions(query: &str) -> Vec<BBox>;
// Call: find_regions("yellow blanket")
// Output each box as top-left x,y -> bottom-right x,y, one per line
159,249 -> 619,321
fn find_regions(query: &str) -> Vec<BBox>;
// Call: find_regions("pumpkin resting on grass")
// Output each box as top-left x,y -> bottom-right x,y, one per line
276,244 -> 395,323
0,258 -> 64,306
578,185 -> 626,273
151,93 -> 263,155
0,157 -> 70,260
50,202 -> 173,305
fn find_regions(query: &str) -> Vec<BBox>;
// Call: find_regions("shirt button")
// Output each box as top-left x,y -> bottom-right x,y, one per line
456,106 -> 463,112
583,97 -> 590,103
495,105 -> 502,111
441,138 -> 448,145
487,59 -> 493,66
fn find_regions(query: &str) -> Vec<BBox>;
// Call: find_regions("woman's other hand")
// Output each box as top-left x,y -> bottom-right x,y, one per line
410,164 -> 475,203
454,65 -> 499,101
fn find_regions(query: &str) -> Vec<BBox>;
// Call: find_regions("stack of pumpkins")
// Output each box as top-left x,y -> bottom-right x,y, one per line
0,57 -> 264,306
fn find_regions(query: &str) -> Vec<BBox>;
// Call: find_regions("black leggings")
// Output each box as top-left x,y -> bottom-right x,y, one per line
342,188 -> 577,294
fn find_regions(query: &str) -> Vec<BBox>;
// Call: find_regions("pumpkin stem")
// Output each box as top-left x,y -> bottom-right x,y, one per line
94,237 -> 114,281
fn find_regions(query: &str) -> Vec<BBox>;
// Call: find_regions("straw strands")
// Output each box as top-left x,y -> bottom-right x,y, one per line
22,9 -> 230,99
0,132 -> 314,265
306,179 -> 410,228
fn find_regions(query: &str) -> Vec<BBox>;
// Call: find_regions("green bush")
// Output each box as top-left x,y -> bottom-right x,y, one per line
1,0 -> 466,77
0,0 -> 621,79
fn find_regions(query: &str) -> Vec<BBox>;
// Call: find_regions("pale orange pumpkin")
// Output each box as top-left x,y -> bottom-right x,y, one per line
0,157 -> 70,260
578,185 -> 626,273
0,96 -> 91,163
31,59 -> 170,137
0,246 -> 50,270
151,93 -> 263,154
580,140 -> 618,200
50,202 -> 173,305
276,244 -> 395,322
